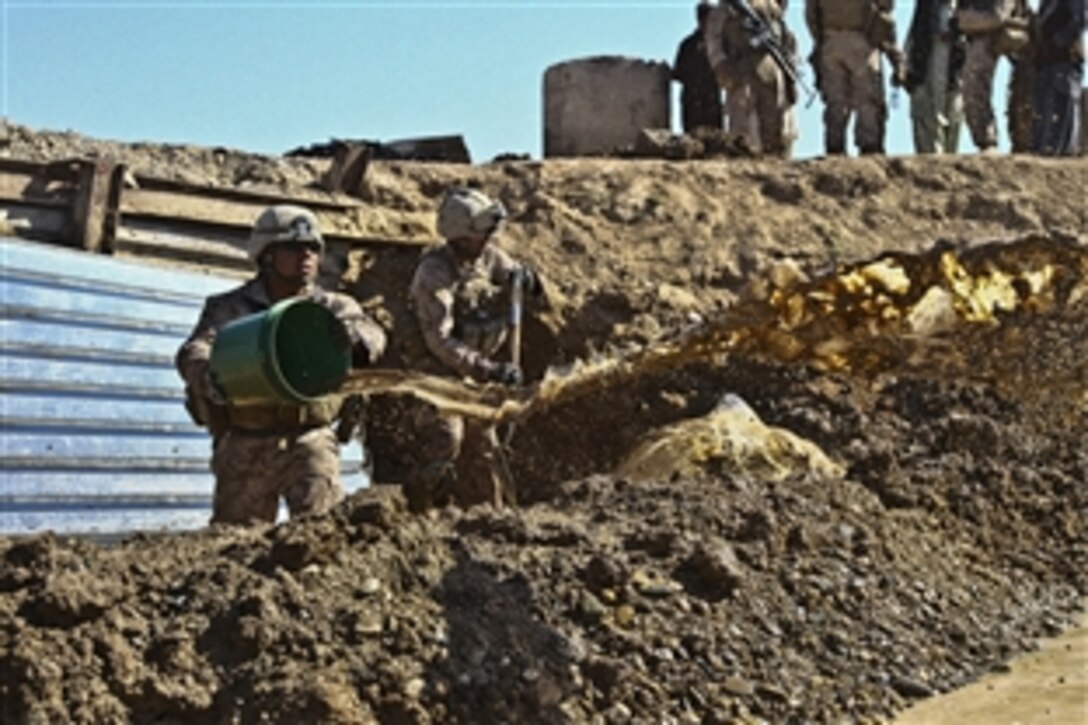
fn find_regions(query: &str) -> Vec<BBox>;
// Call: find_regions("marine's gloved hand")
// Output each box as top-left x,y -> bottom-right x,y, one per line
903,69 -> 922,93
204,367 -> 228,405
351,342 -> 376,369
888,49 -> 908,89
489,362 -> 523,386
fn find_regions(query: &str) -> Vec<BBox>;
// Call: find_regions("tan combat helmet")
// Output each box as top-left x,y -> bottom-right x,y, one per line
436,187 -> 507,240
248,204 -> 325,263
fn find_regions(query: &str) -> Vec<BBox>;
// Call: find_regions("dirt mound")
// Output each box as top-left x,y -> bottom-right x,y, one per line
0,124 -> 1085,722
1,354 -> 1083,722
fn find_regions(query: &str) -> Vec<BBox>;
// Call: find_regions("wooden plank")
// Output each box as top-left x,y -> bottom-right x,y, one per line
121,186 -> 432,248
0,202 -> 71,240
122,185 -> 277,229
133,173 -> 362,212
0,155 -> 433,257
114,219 -> 251,272
0,167 -> 74,208
71,159 -> 119,252
320,143 -> 370,195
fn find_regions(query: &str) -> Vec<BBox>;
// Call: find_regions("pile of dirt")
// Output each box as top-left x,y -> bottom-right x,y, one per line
1,353 -> 1083,722
0,123 -> 1085,722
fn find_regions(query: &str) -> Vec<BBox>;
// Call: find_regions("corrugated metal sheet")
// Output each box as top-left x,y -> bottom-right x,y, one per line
0,237 -> 368,536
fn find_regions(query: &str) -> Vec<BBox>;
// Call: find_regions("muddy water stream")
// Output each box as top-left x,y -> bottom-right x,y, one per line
896,607 -> 1087,724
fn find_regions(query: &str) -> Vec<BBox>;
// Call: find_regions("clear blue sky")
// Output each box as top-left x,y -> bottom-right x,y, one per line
3,1 -> 1016,161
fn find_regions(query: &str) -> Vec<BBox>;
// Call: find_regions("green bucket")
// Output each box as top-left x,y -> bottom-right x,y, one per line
209,298 -> 351,406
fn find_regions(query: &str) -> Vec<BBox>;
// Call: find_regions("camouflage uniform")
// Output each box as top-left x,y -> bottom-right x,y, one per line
705,0 -> 792,156
409,243 -> 522,509
958,0 -> 1029,150
806,0 -> 894,154
176,277 -> 386,524
1008,43 -> 1038,153
905,0 -> 966,153
1031,0 -> 1085,155
725,87 -> 799,156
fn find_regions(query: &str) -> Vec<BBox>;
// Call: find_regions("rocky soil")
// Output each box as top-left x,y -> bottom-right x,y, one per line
0,123 -> 1085,723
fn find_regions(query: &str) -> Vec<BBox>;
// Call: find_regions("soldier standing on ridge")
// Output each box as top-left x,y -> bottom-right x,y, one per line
673,2 -> 725,133
705,0 -> 793,156
806,0 -> 897,155
1031,0 -> 1085,154
957,0 -> 1032,151
408,187 -> 544,511
904,0 -> 968,153
1006,2 -> 1039,154
176,205 -> 387,525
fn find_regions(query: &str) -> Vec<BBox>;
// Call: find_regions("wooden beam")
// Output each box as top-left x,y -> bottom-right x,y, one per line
132,174 -> 362,211
0,154 -> 435,255
0,162 -> 75,208
71,159 -> 118,252
121,186 -> 265,229
0,203 -> 70,241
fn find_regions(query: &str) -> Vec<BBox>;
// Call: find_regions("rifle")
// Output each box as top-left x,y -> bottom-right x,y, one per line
726,0 -> 817,107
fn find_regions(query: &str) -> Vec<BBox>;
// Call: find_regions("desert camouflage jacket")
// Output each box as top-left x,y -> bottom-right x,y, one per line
176,276 -> 386,433
409,243 -> 522,382
707,0 -> 787,69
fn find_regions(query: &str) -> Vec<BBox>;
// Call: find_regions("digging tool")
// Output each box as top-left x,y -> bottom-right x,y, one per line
495,268 -> 526,502
508,266 -> 525,374
500,269 -> 525,447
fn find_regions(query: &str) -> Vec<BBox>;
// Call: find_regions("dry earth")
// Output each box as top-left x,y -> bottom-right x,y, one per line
0,124 -> 1085,723
897,608 -> 1087,725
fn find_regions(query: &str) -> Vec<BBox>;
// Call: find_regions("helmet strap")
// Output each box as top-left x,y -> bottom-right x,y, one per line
450,234 -> 489,261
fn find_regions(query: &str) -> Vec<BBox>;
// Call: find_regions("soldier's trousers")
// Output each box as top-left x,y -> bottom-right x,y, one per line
725,85 -> 757,144
724,88 -> 796,158
1032,61 -> 1083,156
1008,57 -> 1038,153
963,36 -> 1000,150
681,87 -> 724,132
910,38 -> 964,154
818,30 -> 887,155
211,426 -> 343,524
411,404 -> 510,510
715,53 -> 791,157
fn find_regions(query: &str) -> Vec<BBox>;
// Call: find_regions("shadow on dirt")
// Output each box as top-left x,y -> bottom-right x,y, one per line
429,543 -> 574,722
